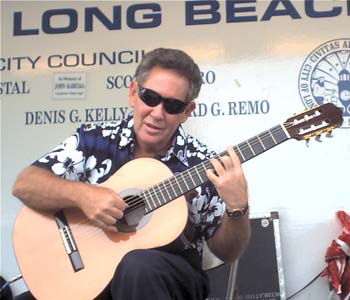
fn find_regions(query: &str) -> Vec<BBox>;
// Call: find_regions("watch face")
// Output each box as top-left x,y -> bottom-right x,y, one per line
340,90 -> 350,101
231,210 -> 243,217
226,207 -> 247,218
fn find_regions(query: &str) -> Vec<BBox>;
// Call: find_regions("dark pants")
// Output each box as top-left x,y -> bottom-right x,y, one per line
13,249 -> 209,300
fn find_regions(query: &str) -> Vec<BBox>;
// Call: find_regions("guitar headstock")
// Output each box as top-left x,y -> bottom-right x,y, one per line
284,103 -> 343,141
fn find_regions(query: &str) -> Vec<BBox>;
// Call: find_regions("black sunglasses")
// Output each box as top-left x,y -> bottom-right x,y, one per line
138,85 -> 188,114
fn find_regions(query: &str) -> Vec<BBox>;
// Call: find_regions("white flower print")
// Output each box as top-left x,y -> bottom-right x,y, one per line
176,134 -> 185,146
83,156 -> 112,184
39,135 -> 84,180
119,128 -> 133,146
205,196 -> 223,223
102,128 -> 117,139
190,191 -> 206,225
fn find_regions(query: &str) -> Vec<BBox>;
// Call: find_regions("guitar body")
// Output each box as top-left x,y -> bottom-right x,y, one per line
13,158 -> 188,300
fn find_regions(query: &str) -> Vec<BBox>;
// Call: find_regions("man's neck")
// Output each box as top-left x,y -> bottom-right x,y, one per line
134,143 -> 168,159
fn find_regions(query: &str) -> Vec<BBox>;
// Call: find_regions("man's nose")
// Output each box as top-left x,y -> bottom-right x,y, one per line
150,101 -> 166,118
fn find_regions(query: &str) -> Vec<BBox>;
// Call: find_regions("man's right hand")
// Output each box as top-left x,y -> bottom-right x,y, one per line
12,166 -> 128,233
77,185 -> 128,232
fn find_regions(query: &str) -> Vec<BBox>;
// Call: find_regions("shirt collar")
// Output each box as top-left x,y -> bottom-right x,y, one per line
160,125 -> 189,167
118,113 -> 136,149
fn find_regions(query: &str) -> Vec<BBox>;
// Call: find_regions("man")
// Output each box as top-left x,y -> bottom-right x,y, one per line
12,48 -> 250,300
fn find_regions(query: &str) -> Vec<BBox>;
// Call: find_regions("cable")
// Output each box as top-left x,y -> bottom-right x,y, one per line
0,281 -> 10,293
286,267 -> 326,300
0,274 -> 23,293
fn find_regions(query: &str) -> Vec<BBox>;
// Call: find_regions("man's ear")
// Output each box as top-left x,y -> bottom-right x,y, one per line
182,101 -> 196,122
128,81 -> 138,107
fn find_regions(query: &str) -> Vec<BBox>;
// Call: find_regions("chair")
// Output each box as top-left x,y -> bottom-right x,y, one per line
203,242 -> 239,300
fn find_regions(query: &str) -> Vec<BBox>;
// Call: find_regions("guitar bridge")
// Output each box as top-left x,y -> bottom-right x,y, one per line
55,211 -> 84,272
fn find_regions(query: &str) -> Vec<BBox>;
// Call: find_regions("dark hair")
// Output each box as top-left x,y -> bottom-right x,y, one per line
134,48 -> 202,102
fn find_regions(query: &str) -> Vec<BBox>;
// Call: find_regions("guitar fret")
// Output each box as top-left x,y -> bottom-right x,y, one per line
163,181 -> 172,201
248,136 -> 264,156
168,179 -> 177,199
188,171 -> 197,188
142,191 -> 152,212
247,140 -> 256,155
153,188 -> 162,207
239,141 -> 254,161
197,163 -> 209,182
260,131 -> 275,149
174,176 -> 184,194
257,135 -> 266,150
158,183 -> 169,205
181,173 -> 190,190
273,126 -> 289,143
235,145 -> 246,162
268,129 -> 278,144
194,167 -> 204,183
144,190 -> 155,211
153,185 -> 163,206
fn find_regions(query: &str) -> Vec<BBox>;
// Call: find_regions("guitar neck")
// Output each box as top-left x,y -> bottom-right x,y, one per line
143,124 -> 290,213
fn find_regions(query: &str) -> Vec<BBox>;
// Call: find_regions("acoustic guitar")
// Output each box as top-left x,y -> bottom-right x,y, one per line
13,103 -> 343,300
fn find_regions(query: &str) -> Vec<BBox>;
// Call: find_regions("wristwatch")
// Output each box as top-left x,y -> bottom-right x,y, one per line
225,205 -> 249,218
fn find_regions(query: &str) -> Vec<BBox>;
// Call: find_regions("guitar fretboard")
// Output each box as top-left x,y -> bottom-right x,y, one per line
142,124 -> 289,214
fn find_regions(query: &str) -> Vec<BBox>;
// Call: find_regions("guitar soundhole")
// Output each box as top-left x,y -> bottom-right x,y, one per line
116,188 -> 151,233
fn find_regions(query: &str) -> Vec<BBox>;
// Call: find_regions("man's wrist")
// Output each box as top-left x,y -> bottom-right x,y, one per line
225,205 -> 249,218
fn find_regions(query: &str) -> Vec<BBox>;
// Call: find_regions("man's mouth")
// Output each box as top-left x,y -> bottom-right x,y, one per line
145,122 -> 163,132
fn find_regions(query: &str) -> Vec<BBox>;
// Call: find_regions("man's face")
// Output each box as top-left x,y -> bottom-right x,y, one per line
128,66 -> 196,156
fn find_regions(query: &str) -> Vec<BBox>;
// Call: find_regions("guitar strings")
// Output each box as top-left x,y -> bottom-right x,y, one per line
69,151 -> 233,242
62,120 -> 309,242
70,133 -> 252,242
68,223 -> 118,258
122,124 -> 292,213
21,119 -> 322,252
126,116 -> 324,212
124,124 -> 289,210
63,217 -> 120,246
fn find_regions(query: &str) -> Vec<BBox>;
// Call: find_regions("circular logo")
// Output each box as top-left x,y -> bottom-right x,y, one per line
298,38 -> 350,128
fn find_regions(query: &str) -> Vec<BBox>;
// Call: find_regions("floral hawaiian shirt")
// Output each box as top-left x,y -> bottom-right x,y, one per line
33,113 -> 225,257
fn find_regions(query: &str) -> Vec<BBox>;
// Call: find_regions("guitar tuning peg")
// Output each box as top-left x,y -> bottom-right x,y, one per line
305,139 -> 310,147
326,131 -> 333,138
315,135 -> 322,142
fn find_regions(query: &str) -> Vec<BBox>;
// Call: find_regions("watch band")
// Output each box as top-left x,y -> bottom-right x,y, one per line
225,205 -> 249,218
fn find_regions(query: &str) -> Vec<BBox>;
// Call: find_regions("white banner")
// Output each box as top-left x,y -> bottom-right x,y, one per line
1,1 -> 350,298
